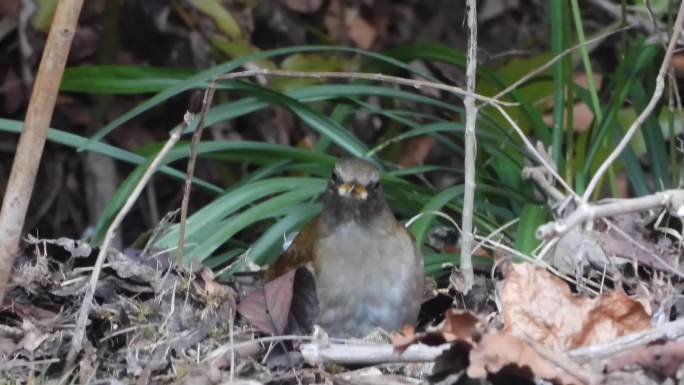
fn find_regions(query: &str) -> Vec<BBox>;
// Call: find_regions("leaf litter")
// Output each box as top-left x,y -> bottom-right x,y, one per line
5,222 -> 684,384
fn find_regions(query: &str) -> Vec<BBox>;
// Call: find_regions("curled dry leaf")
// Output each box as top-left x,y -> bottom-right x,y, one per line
501,263 -> 651,350
467,331 -> 581,385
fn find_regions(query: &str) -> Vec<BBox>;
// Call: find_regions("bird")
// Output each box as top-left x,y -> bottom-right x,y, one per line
267,158 -> 424,337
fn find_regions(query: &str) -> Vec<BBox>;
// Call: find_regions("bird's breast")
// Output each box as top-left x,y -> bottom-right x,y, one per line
313,221 -> 423,336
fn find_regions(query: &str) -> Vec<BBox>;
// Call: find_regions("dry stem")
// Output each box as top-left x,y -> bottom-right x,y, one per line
0,0 -> 83,305
453,0 -> 478,293
176,85 -> 217,265
65,110 -> 198,368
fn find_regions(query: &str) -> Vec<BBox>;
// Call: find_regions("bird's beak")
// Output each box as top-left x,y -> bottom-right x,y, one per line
353,185 -> 368,200
338,182 -> 353,197
337,183 -> 367,200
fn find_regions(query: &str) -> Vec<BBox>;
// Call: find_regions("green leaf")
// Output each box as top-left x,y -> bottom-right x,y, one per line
154,177 -> 325,248
409,185 -> 464,248
514,205 -> 548,257
81,45 -> 443,151
62,66 -> 195,94
0,118 -> 221,194
185,187 -> 325,262
190,0 -> 242,39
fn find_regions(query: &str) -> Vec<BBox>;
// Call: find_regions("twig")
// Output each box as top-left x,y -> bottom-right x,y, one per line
214,69 -> 515,107
453,0 -> 478,294
491,103 -> 575,196
487,25 -> 631,104
0,0 -> 83,305
301,342 -> 451,365
569,317 -> 684,362
530,342 -> 600,385
536,189 -> 684,240
522,166 -> 567,203
176,85 -> 217,265
65,107 -> 198,369
205,334 -> 315,361
583,0 -> 684,200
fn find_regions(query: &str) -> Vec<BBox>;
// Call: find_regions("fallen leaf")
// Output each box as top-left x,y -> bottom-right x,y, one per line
345,8 -> 376,49
467,331 -> 580,385
393,309 -> 483,352
237,269 -> 296,334
501,263 -> 651,350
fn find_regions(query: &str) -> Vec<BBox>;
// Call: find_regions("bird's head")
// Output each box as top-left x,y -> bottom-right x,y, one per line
321,158 -> 388,227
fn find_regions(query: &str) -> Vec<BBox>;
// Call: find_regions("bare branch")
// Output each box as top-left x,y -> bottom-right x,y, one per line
214,69 -> 515,107
583,1 -> 684,200
537,189 -> 684,242
453,0 -> 478,293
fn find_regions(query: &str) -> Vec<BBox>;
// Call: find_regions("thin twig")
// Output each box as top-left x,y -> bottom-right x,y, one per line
491,103 -> 576,196
583,1 -> 684,200
301,342 -> 451,365
530,342 -> 600,385
65,109 -> 198,369
537,189 -> 684,241
569,317 -> 684,362
487,25 -> 631,104
0,0 -> 84,305
176,85 -> 217,265
453,0 -> 478,294
522,166 -> 567,203
214,69 -> 516,107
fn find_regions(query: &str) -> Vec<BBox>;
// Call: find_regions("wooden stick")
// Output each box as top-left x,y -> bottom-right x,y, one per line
0,0 -> 84,305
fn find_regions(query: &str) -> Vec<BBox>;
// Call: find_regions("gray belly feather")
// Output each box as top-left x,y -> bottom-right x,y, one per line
314,221 -> 423,337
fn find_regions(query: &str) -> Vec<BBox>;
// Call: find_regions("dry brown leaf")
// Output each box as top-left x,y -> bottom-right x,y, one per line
467,331 -> 580,385
393,309 -> 483,352
671,53 -> 684,75
392,325 -> 417,352
345,8 -> 377,49
543,102 -> 594,132
440,309 -> 484,342
501,263 -> 651,350
399,136 -> 435,167
542,72 -> 603,132
237,269 -> 296,334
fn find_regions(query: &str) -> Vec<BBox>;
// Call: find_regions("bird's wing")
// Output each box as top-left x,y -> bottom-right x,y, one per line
265,216 -> 319,281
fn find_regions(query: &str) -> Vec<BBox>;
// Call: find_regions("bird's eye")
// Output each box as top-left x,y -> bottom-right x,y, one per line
331,172 -> 341,184
369,181 -> 380,190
